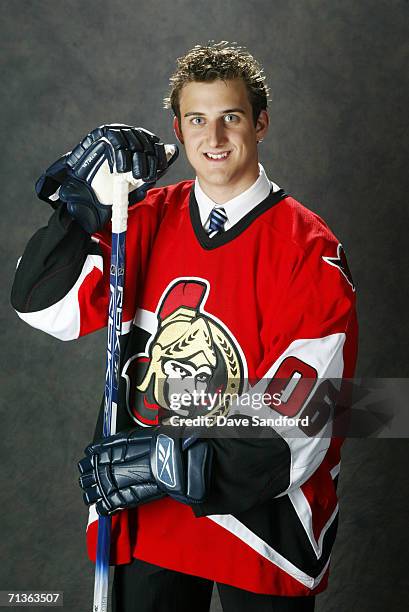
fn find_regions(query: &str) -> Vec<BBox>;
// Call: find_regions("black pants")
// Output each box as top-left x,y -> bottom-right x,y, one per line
112,559 -> 316,612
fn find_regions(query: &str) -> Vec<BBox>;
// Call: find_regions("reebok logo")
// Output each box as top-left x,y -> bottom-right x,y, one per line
156,435 -> 176,488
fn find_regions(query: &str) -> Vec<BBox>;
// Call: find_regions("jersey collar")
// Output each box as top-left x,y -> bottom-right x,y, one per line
194,164 -> 281,230
189,183 -> 287,250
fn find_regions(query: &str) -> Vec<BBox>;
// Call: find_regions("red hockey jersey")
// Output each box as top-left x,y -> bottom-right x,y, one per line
12,179 -> 358,596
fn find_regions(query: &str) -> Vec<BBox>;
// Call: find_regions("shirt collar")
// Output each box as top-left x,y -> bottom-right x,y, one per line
194,164 -> 278,227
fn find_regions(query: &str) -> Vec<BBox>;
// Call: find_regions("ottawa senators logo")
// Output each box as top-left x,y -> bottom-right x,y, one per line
122,279 -> 245,426
322,243 -> 355,291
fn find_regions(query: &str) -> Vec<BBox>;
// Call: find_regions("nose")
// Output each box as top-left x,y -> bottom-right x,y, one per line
183,378 -> 195,395
206,119 -> 227,148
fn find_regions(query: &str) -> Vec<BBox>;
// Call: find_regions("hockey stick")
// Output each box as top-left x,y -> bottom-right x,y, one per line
92,146 -> 176,612
92,170 -> 128,612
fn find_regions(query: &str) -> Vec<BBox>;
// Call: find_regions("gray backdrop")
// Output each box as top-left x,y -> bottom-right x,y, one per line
1,1 -> 408,610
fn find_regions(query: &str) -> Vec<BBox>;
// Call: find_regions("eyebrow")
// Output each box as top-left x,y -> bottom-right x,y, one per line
184,108 -> 246,117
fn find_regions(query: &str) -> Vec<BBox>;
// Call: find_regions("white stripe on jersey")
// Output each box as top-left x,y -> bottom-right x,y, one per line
229,333 -> 346,494
15,254 -> 103,341
87,504 -> 98,529
288,488 -> 339,558
207,513 -> 331,588
330,462 -> 341,479
133,308 -> 158,335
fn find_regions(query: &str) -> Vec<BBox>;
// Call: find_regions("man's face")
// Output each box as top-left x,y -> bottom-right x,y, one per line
174,78 -> 269,202
163,359 -> 212,416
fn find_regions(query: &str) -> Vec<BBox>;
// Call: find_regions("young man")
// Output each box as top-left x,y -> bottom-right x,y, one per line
11,43 -> 358,611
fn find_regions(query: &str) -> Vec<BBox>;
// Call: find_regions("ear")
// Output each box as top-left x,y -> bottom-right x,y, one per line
173,117 -> 184,145
255,110 -> 269,143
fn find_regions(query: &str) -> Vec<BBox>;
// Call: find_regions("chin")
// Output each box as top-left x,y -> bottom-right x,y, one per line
197,166 -> 234,181
200,174 -> 233,188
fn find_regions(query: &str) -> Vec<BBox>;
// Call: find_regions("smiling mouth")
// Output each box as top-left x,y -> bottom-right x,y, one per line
203,151 -> 231,161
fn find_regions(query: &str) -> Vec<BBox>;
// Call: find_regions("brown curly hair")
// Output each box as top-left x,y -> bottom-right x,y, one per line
164,41 -> 270,125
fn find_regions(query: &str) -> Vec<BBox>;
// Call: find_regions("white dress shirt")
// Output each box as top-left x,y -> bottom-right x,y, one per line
194,164 -> 281,232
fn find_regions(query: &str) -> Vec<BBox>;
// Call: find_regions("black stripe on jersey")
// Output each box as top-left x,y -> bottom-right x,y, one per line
189,186 -> 287,250
11,204 -> 99,312
193,435 -> 292,517
236,494 -> 338,578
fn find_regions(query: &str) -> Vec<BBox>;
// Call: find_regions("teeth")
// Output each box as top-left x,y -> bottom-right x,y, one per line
206,152 -> 229,159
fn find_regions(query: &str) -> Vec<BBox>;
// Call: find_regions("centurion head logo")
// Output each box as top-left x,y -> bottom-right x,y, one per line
122,279 -> 244,426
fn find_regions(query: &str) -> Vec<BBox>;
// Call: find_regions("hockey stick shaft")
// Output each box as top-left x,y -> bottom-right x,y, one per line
91,146 -> 176,612
93,176 -> 129,612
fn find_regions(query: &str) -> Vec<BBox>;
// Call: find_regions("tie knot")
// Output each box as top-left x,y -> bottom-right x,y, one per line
207,207 -> 227,237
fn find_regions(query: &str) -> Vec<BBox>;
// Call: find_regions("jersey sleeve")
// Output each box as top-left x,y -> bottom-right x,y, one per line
10,189 -> 167,340
194,235 -> 358,517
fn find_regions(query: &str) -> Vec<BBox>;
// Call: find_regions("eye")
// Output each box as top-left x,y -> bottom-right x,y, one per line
196,373 -> 210,383
190,116 -> 205,125
224,114 -> 239,123
175,365 -> 190,378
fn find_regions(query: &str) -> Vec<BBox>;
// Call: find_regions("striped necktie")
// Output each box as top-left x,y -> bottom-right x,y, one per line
207,207 -> 228,238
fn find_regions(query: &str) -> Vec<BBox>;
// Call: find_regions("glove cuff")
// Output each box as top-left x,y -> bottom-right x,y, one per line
150,431 -> 212,505
150,432 -> 183,493
35,154 -> 69,209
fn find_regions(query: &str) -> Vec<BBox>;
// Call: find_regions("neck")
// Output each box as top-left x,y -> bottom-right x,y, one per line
197,165 -> 260,204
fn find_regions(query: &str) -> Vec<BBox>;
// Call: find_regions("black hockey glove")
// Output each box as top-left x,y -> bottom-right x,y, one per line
35,124 -> 178,234
78,428 -> 212,517
34,154 -> 68,210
